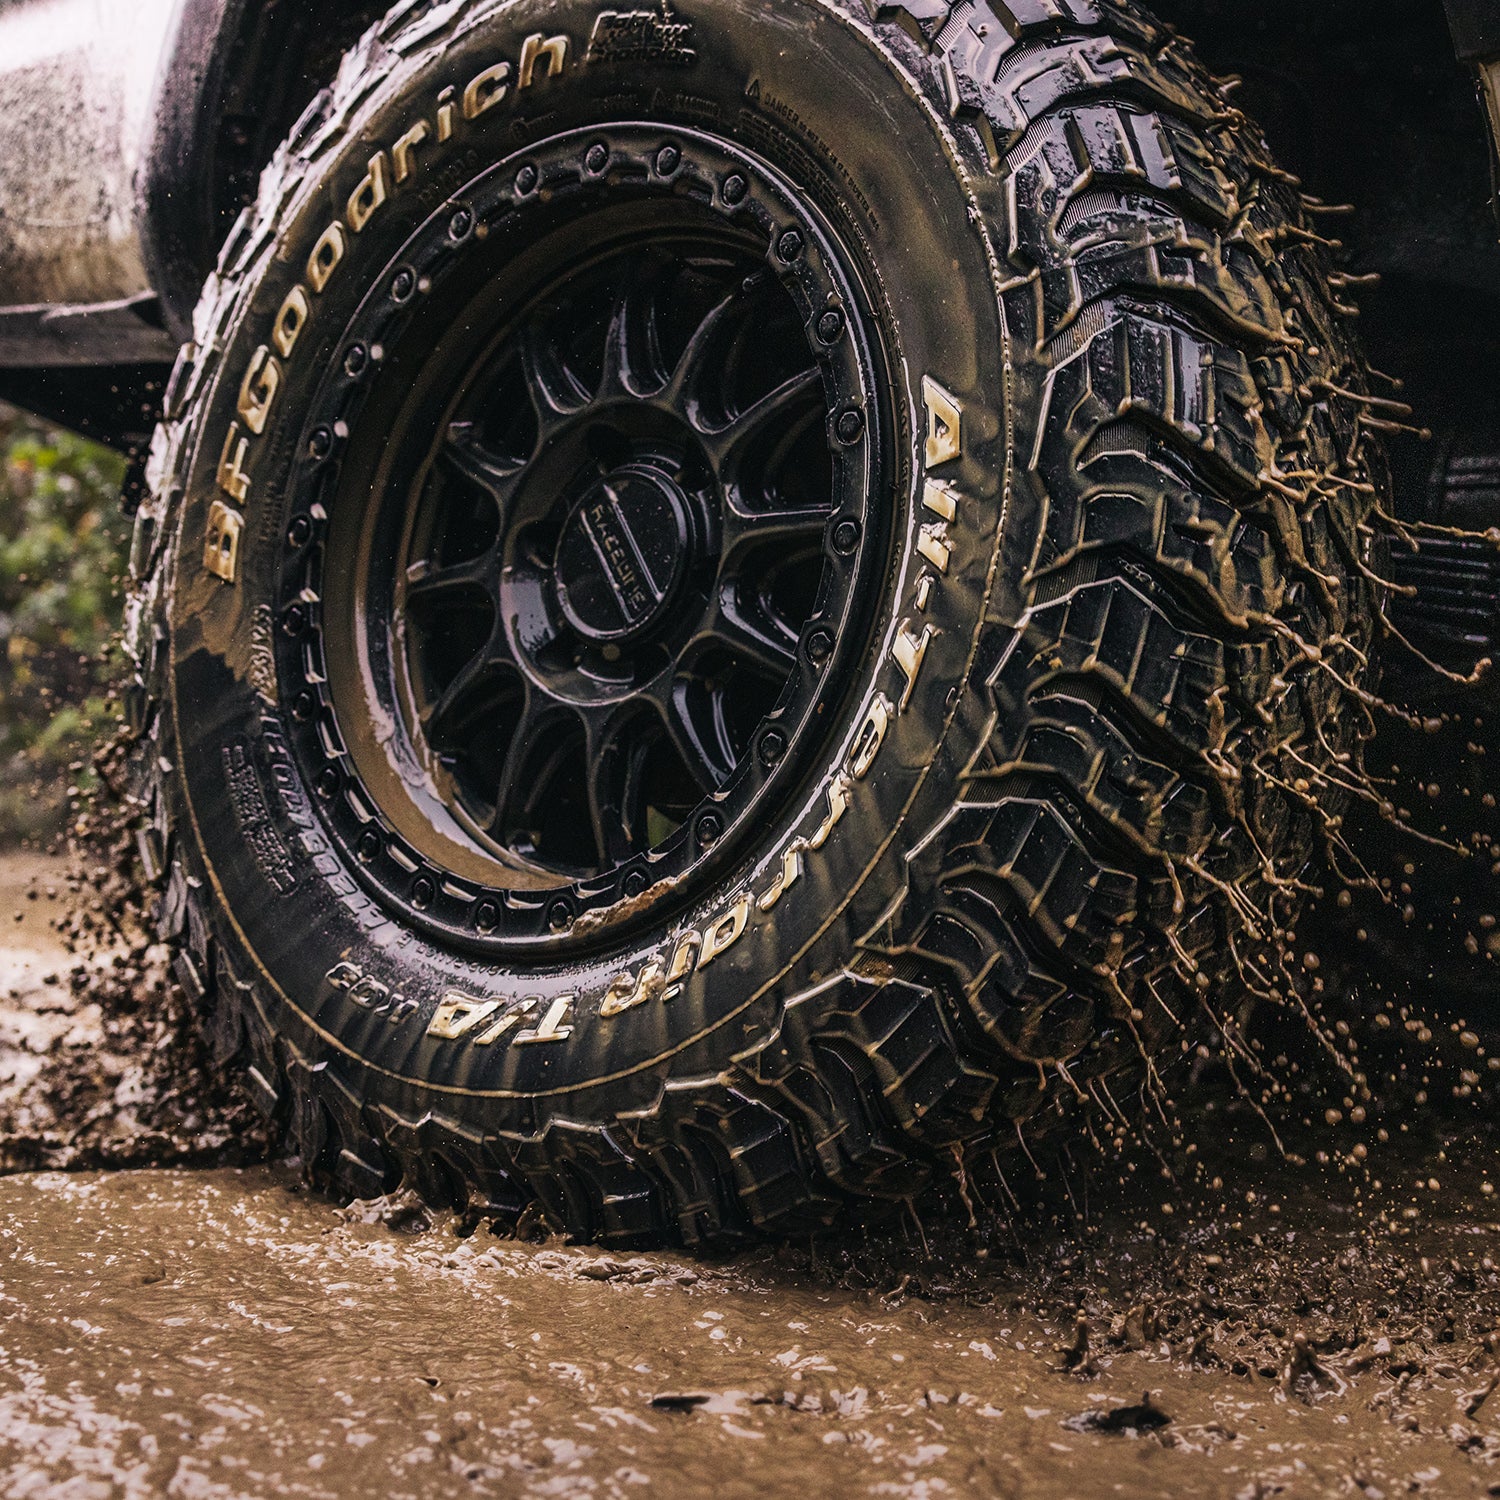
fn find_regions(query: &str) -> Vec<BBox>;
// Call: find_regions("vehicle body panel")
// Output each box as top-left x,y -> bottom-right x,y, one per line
0,0 -> 180,362
0,0 -> 1497,437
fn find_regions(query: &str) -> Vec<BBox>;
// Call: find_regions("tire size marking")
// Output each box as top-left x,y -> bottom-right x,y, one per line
327,959 -> 419,1024
203,30 -> 577,574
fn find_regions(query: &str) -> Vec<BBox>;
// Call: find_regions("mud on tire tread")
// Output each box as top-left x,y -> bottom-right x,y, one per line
125,0 -> 1384,1242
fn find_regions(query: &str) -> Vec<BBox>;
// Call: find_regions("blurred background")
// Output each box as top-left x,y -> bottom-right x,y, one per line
0,403 -> 126,844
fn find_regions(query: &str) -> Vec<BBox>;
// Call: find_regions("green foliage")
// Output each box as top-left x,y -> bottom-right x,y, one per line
0,402 -> 128,840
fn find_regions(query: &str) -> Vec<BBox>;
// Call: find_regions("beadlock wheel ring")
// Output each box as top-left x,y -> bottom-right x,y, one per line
277,125 -> 891,954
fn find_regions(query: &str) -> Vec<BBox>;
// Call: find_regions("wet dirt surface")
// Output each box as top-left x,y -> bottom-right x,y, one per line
2,852 -> 1499,1498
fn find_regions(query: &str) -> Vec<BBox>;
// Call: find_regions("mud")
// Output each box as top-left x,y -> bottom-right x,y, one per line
2,853 -> 1499,1497
0,850 -> 266,1173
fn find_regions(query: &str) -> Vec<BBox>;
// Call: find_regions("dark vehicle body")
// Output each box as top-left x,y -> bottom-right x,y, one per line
0,2 -> 1494,458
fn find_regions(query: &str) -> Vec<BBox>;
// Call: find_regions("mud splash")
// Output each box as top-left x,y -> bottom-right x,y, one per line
1,849 -> 1497,1495
0,851 -> 265,1173
3,1157 -> 1497,1498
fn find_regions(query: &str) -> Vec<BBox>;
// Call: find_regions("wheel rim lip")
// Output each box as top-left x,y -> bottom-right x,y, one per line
289,125 -> 892,954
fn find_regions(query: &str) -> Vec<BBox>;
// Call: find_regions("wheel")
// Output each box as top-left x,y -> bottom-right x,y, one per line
126,0 -> 1387,1242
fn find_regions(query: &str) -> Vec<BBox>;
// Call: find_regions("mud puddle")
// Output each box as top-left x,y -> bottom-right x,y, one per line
3,854 -> 1500,1497
3,1162 -> 1498,1499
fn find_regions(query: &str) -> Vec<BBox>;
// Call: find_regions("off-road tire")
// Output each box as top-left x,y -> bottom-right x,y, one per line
126,0 -> 1387,1242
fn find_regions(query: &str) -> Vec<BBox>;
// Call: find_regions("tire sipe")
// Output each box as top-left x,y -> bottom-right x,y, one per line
127,0 -> 1388,1242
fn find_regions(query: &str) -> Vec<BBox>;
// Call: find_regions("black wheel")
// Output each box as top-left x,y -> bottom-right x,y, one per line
128,0 -> 1388,1241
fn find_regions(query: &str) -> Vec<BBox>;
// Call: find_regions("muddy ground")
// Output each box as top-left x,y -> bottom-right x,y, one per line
2,849 -> 1499,1498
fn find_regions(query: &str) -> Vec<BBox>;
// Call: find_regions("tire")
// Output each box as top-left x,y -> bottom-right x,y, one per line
126,0 -> 1387,1243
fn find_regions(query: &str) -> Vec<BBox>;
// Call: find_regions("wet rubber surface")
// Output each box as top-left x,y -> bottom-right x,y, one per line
3,852 -> 1499,1497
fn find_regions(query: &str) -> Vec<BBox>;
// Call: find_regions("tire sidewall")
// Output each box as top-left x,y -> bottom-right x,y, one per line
165,0 -> 1012,1119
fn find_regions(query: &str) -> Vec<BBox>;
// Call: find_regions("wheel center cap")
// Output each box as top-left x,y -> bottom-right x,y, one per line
553,465 -> 691,643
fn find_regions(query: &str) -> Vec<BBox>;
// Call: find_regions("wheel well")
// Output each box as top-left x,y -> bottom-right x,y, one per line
1155,0 -> 1500,526
142,0 -> 393,339
162,0 -> 1500,492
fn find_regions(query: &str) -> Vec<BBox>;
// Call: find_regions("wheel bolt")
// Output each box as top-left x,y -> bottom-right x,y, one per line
622,869 -> 648,898
344,344 -> 367,376
315,766 -> 340,799
805,626 -> 834,664
832,518 -> 861,554
759,728 -> 787,766
816,309 -> 845,344
655,144 -> 680,175
287,514 -> 312,549
292,691 -> 316,722
449,207 -> 473,239
282,603 -> 308,637
391,269 -> 416,301
515,164 -> 538,195
475,899 -> 500,933
547,899 -> 574,932
696,811 -> 723,847
835,407 -> 865,445
412,875 -> 435,909
777,228 -> 804,262
357,829 -> 382,862
585,142 -> 610,174
308,426 -> 333,460
721,173 -> 748,205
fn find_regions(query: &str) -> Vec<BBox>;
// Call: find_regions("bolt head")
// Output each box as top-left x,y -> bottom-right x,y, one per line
315,766 -> 340,799
655,144 -> 680,175
292,691 -> 316,722
412,876 -> 435,909
622,869 -> 648,898
391,269 -> 416,301
344,344 -> 367,376
832,518 -> 861,554
777,228 -> 804,262
308,427 -> 333,460
357,830 -> 382,862
835,407 -> 865,445
805,626 -> 834,663
449,207 -> 473,239
696,811 -> 723,846
816,309 -> 845,344
759,728 -> 787,766
475,900 -> 500,933
515,164 -> 538,195
282,603 -> 308,637
585,142 -> 609,174
548,899 -> 573,932
287,515 -> 312,549
721,173 -> 748,205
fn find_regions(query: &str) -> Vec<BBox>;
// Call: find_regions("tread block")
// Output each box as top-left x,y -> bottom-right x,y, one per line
1032,311 -> 1267,493
991,575 -> 1228,756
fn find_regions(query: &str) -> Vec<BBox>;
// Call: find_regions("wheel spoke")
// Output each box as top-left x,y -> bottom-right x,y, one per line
598,260 -> 669,401
759,402 -> 826,488
487,687 -> 556,841
720,501 -> 832,569
698,367 -> 823,471
662,277 -> 762,411
442,423 -> 526,512
520,317 -> 591,434
581,709 -> 646,865
650,678 -> 734,795
704,587 -> 800,679
421,626 -> 512,750
403,547 -> 498,612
